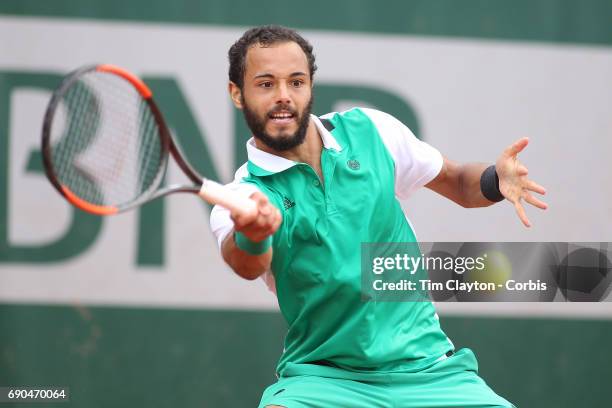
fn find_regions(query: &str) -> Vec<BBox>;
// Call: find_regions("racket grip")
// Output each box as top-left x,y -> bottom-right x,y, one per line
199,179 -> 258,218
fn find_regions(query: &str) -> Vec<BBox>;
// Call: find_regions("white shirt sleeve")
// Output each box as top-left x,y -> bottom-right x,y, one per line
360,108 -> 443,200
209,164 -> 262,248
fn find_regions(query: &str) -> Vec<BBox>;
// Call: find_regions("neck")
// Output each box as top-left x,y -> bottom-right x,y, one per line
253,118 -> 322,168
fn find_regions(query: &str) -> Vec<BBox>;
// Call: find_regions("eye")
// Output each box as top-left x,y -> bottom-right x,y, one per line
259,81 -> 273,88
291,79 -> 304,87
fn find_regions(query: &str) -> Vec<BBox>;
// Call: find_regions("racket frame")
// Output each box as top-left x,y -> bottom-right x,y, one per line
41,64 -> 205,215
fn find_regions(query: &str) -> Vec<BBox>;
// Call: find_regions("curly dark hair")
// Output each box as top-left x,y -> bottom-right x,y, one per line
228,25 -> 317,90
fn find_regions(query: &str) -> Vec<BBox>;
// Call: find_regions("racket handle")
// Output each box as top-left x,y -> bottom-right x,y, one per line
199,179 -> 258,218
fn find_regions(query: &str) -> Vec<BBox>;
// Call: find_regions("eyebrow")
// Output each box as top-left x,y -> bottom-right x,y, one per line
253,71 -> 308,80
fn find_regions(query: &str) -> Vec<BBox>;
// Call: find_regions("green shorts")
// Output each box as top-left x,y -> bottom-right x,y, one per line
259,348 -> 515,408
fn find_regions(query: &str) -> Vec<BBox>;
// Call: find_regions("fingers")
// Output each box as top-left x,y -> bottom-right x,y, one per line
251,191 -> 270,209
231,208 -> 257,229
265,208 -> 283,236
251,207 -> 282,241
507,179 -> 547,227
503,137 -> 529,158
233,192 -> 283,241
273,208 -> 283,230
231,192 -> 268,227
523,191 -> 548,210
252,203 -> 276,231
514,201 -> 531,228
498,138 -> 546,227
524,179 -> 546,195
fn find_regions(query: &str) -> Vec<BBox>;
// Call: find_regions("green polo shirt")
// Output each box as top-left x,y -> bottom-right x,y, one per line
211,107 -> 453,375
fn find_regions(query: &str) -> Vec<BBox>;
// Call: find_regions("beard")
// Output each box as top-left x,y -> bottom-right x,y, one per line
241,95 -> 313,152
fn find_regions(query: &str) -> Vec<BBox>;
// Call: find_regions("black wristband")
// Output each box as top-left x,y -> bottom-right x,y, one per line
480,165 -> 505,202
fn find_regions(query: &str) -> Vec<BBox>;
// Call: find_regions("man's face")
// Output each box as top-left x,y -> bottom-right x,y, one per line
231,41 -> 313,151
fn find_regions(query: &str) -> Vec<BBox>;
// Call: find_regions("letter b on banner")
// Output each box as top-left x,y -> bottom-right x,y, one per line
0,71 -> 103,263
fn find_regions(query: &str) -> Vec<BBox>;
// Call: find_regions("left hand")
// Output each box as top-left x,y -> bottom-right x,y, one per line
496,137 -> 548,227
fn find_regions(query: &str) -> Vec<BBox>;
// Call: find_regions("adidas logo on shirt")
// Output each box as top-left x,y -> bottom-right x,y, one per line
283,197 -> 296,210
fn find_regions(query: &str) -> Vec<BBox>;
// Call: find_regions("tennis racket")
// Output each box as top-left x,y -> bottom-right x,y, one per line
41,64 -> 256,218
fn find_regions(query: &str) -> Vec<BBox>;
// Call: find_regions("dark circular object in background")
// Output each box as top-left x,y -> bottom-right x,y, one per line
556,247 -> 612,302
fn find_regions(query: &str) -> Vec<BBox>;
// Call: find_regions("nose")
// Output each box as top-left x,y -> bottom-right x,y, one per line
275,82 -> 291,105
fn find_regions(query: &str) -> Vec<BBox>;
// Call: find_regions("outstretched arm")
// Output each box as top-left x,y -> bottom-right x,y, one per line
221,191 -> 282,280
426,137 -> 547,227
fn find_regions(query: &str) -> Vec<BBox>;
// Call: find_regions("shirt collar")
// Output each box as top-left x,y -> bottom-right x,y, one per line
246,114 -> 343,177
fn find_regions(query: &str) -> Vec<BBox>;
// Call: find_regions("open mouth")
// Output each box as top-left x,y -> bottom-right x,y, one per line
268,111 -> 296,125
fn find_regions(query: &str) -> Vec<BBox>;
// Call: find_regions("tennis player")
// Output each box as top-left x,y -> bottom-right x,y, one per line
210,25 -> 547,408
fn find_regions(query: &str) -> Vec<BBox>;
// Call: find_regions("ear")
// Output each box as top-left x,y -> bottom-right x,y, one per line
228,81 -> 243,109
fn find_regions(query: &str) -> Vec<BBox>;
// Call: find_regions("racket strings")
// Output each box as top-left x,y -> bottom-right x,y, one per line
53,79 -> 104,205
136,98 -> 163,194
48,71 -> 165,208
